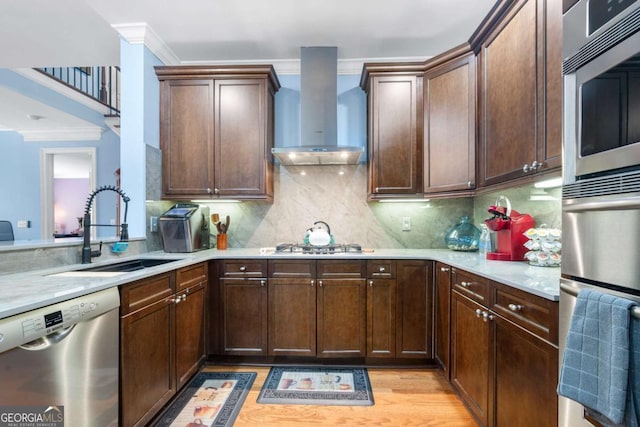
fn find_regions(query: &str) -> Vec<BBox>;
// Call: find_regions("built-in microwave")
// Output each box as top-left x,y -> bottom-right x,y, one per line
563,0 -> 640,181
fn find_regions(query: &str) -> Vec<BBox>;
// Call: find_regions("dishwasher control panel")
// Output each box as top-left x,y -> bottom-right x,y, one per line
21,303 -> 81,340
0,287 -> 120,354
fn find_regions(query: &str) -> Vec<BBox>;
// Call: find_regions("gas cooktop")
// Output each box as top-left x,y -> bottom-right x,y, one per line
275,243 -> 362,254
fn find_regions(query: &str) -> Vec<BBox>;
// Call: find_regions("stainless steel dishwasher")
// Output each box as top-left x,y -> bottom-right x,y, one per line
0,287 -> 120,427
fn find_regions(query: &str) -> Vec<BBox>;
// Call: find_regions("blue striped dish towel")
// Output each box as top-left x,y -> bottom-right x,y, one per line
557,289 -> 636,425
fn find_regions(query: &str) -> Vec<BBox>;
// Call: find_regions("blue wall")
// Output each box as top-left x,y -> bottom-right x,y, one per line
0,69 -> 120,240
119,41 -> 163,238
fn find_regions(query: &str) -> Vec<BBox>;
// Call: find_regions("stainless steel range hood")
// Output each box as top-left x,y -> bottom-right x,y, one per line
272,47 -> 364,166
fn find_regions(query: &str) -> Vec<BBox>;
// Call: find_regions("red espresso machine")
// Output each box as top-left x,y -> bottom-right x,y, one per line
484,196 -> 534,261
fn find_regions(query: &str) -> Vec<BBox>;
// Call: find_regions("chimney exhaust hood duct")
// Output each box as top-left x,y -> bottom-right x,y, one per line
272,47 -> 364,166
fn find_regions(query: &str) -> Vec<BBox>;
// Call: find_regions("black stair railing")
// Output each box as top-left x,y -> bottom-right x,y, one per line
37,66 -> 121,115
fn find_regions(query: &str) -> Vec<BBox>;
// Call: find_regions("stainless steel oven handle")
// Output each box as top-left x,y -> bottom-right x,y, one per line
563,196 -> 640,212
560,281 -> 640,319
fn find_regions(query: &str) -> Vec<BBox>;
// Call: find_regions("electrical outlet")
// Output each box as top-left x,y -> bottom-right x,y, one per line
402,217 -> 411,231
17,220 -> 30,228
150,216 -> 158,232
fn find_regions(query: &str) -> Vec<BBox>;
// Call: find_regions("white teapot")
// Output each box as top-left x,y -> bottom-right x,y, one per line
305,221 -> 333,246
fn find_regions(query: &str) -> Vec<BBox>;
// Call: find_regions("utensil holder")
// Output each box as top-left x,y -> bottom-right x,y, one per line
216,234 -> 227,250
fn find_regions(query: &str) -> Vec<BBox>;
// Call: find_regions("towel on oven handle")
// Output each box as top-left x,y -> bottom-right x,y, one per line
558,289 -> 637,425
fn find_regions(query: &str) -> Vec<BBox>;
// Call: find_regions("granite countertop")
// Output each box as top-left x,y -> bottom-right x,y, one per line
0,248 -> 560,320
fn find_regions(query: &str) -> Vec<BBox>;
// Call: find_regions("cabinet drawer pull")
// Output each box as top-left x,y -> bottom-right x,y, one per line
508,303 -> 524,312
239,265 -> 247,272
260,280 -> 266,287
476,309 -> 483,318
379,266 -> 386,273
482,311 -> 494,322
460,281 -> 471,288
440,267 -> 450,272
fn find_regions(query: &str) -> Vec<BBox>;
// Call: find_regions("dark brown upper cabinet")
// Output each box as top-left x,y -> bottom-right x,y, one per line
360,64 -> 424,200
473,0 -> 562,188
424,45 -> 477,196
156,65 -> 280,201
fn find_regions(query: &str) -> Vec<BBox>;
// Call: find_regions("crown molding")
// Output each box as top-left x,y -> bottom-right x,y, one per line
112,22 -> 180,65
181,55 -> 430,75
20,126 -> 104,142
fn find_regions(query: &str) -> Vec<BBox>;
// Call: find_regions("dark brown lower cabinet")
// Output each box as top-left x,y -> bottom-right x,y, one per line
396,260 -> 433,358
120,264 -> 207,427
121,296 -> 174,427
220,278 -> 268,355
366,278 -> 396,357
434,262 -> 452,378
176,280 -> 207,389
451,287 -> 558,427
268,277 -> 317,356
451,291 -> 491,426
494,314 -> 558,427
317,277 -> 366,357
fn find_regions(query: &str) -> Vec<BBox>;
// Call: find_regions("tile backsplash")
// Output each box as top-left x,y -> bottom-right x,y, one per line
146,163 -> 560,251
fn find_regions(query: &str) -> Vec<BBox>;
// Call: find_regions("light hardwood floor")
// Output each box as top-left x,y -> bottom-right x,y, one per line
201,365 -> 477,426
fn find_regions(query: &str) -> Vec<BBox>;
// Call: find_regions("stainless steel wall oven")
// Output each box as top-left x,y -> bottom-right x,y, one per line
563,0 -> 640,179
561,0 -> 640,425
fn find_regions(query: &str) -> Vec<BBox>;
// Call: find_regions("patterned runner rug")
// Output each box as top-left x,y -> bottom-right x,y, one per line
153,372 -> 256,427
257,366 -> 374,406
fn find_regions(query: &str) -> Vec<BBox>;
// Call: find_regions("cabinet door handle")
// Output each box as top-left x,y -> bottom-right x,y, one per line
440,267 -> 450,272
460,281 -> 471,288
310,280 -> 315,287
508,303 -> 524,312
260,280 -> 266,287
522,163 -> 531,173
482,311 -> 494,322
475,309 -> 483,318
375,187 -> 380,192
239,265 -> 247,272
214,187 -> 220,194
369,280 -> 374,287
531,160 -> 544,171
318,280 -> 323,287
467,180 -> 473,188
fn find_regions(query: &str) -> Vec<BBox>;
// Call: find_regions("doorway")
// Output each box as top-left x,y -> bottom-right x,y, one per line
41,148 -> 96,240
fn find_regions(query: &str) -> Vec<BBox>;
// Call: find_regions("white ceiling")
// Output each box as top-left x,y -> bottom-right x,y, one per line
0,86 -> 95,130
0,0 -> 496,139
1,0 -> 497,67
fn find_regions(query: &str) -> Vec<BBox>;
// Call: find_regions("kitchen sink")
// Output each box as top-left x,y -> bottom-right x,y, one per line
78,258 -> 181,272
46,258 -> 183,277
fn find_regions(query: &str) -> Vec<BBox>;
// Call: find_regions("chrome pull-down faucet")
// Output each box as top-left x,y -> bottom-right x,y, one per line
81,186 -> 130,264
